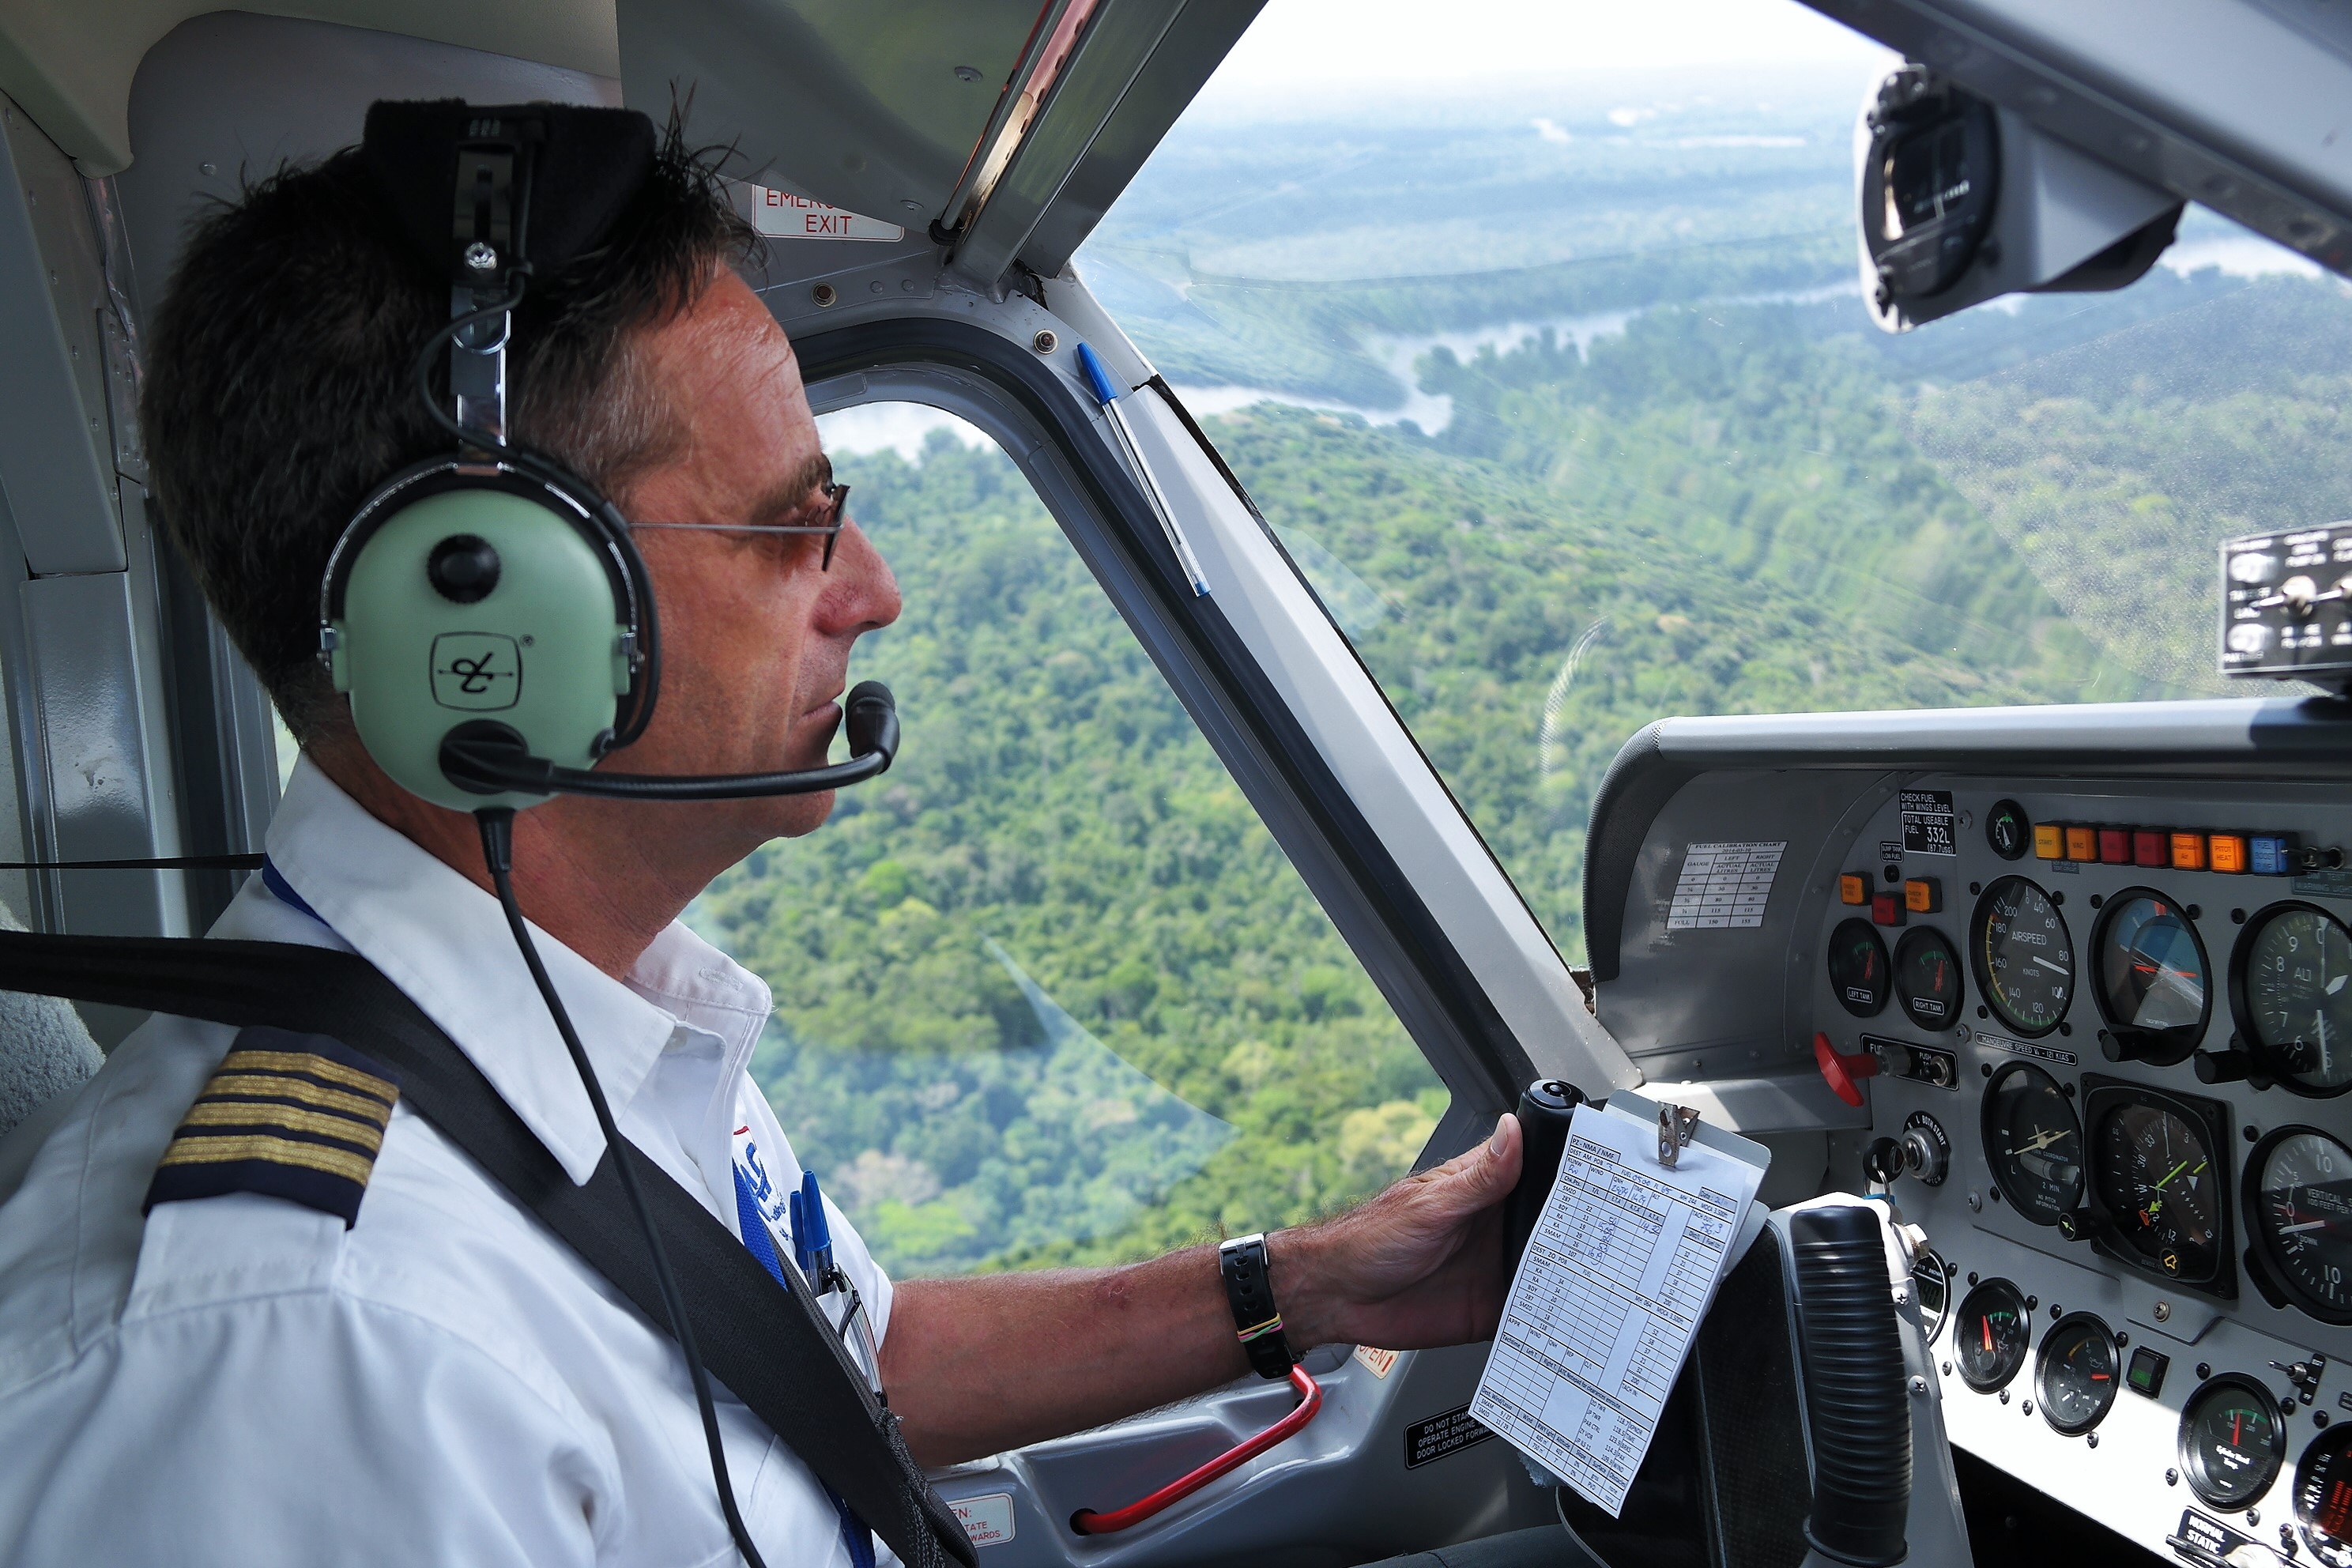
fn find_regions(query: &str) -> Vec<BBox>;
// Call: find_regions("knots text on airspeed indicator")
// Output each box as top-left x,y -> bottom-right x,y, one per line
1973,875 -> 2074,1037
1981,1062 -> 2083,1225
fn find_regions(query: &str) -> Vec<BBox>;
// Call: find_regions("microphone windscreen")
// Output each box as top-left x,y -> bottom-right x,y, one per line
843,682 -> 899,764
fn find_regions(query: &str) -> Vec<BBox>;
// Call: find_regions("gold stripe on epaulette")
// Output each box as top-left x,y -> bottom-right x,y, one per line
200,1074 -> 398,1123
217,1049 -> 398,1104
178,1101 -> 387,1153
157,1133 -> 375,1185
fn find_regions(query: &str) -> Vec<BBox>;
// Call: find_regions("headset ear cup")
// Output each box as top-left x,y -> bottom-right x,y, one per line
329,472 -> 635,811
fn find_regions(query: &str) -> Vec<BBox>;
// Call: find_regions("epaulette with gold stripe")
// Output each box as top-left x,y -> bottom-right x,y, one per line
144,1025 -> 401,1228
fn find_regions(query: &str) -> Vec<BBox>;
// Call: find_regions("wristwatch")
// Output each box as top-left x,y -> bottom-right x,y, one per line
1218,1232 -> 1297,1380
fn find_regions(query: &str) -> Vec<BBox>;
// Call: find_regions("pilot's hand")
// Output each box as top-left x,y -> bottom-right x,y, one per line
1277,1112 -> 1523,1352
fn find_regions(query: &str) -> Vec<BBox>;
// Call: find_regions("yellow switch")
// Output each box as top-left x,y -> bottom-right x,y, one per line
2034,823 -> 2064,860
1838,873 -> 1868,905
1904,877 -> 1940,914
2170,832 -> 2206,871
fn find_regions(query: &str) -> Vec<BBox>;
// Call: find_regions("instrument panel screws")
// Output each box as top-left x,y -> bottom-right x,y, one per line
2086,1434 -> 2098,1448
464,241 -> 497,272
2022,1399 -> 2034,1416
955,65 -> 983,81
1033,330 -> 1058,353
812,284 -> 838,307
2198,1362 -> 2212,1379
2248,1126 -> 2261,1142
1967,1272 -> 1981,1286
1999,1389 -> 2010,1404
2155,1302 -> 2172,1321
2167,1468 -> 2180,1486
199,160 -> 215,175
1909,1376 -> 1928,1395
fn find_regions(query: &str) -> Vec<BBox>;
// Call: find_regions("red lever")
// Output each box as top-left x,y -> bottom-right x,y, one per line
1070,1365 -> 1323,1535
1815,1031 -> 1879,1108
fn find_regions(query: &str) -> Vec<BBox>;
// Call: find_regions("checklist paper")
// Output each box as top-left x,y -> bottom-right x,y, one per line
1469,1097 -> 1767,1517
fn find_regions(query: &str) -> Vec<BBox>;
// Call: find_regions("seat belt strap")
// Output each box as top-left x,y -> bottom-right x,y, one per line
0,930 -> 976,1568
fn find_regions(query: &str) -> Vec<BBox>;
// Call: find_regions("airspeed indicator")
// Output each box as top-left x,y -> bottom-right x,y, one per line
1973,876 -> 2073,1038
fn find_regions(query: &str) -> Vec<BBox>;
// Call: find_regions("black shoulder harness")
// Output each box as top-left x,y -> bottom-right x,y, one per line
0,931 -> 976,1568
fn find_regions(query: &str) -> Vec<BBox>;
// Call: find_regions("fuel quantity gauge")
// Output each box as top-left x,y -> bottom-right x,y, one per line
1952,1278 -> 2030,1392
1895,927 -> 1963,1031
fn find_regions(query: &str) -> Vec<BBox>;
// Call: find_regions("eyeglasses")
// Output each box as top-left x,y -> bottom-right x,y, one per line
629,481 -> 853,571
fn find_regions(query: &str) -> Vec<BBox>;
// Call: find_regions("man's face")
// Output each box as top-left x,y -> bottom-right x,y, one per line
608,269 -> 900,843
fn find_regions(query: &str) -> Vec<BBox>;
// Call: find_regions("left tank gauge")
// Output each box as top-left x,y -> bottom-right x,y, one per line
1828,918 -> 1890,1017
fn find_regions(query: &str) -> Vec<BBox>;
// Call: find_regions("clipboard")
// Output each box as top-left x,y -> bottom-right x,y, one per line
1468,1087 -> 1772,1517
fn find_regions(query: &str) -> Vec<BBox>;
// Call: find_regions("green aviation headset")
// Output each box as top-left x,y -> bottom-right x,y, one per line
312,101 -> 899,1568
319,100 -> 896,815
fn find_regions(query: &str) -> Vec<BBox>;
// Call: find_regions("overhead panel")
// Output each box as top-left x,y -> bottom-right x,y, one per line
1804,0 -> 2352,275
616,0 -> 1045,223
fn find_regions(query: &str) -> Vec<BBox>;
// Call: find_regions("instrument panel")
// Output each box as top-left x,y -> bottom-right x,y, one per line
1807,782 -> 2352,1564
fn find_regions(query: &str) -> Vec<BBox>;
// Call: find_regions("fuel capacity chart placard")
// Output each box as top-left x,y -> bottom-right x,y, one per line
1663,841 -> 1785,931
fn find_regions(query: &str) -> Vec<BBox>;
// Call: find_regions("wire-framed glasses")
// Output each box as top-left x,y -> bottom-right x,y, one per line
630,481 -> 852,570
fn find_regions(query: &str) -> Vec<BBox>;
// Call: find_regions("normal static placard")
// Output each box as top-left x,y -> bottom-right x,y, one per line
1664,842 -> 1785,931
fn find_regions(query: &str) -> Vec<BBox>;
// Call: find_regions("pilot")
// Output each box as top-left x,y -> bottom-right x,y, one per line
0,115 -> 1529,1563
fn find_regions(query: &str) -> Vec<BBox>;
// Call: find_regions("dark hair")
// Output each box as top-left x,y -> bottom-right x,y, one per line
141,120 -> 759,744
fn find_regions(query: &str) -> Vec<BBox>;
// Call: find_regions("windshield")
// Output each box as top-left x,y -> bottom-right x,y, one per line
1072,0 -> 2346,966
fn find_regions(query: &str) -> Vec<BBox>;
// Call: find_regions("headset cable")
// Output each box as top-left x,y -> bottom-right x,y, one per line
476,807 -> 772,1568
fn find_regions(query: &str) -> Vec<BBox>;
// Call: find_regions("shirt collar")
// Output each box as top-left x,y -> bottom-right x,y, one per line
262,759 -> 771,1185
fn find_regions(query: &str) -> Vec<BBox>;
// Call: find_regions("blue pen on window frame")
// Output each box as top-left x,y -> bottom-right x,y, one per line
1075,341 -> 1212,597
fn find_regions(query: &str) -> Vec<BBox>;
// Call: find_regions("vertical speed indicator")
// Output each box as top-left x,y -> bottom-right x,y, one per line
1973,876 -> 2075,1038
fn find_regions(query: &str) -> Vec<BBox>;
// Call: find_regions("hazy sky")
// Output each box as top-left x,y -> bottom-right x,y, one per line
1199,0 -> 1893,97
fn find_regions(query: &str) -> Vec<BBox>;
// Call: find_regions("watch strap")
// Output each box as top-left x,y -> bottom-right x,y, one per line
1219,1232 -> 1295,1380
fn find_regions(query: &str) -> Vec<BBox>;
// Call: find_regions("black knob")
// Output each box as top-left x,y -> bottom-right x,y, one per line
2196,1047 -> 2256,1085
2058,1208 -> 2101,1242
427,534 -> 501,604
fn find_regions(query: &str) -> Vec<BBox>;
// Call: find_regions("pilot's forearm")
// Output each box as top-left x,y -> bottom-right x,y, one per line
879,1242 -> 1256,1467
877,1114 -> 1520,1466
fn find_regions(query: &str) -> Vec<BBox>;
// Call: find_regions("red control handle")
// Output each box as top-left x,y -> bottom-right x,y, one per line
1815,1031 -> 1879,1108
1070,1365 -> 1323,1536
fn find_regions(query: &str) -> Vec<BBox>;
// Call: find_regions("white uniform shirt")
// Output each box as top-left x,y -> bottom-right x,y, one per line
0,760 -> 895,1566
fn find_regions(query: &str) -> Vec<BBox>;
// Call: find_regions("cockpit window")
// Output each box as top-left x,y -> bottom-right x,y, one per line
693,412 -> 1446,1276
1080,0 -> 2343,965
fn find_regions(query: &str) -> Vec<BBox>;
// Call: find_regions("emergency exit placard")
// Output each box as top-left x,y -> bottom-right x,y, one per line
748,187 -> 906,242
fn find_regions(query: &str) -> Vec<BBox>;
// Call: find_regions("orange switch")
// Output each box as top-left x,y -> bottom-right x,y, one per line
1838,873 -> 1868,905
1904,876 -> 1941,914
2065,825 -> 2098,861
2170,831 -> 2207,871
2211,834 -> 2249,874
2034,824 -> 2064,860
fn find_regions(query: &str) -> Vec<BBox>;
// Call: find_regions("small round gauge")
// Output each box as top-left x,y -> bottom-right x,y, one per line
1981,1062 -> 2084,1225
1911,1248 -> 1952,1342
2181,1374 -> 2286,1511
2233,903 -> 2352,1095
1952,1279 -> 2030,1392
1894,927 -> 1963,1031
2094,889 -> 2212,1058
1827,918 -> 1890,1017
2035,1314 -> 2119,1434
2094,1096 -> 2222,1280
2296,1423 -> 2352,1567
1984,799 -> 2032,861
1972,876 -> 2075,1038
2249,1128 -> 2352,1323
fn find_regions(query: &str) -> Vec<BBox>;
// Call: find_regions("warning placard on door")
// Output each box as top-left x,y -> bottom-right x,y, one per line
748,186 -> 906,242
